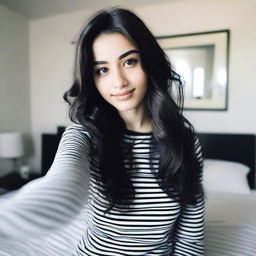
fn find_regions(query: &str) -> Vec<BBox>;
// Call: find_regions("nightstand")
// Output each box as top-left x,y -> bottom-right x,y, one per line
0,172 -> 41,191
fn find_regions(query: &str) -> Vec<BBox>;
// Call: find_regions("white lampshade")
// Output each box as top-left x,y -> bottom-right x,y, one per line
0,132 -> 24,158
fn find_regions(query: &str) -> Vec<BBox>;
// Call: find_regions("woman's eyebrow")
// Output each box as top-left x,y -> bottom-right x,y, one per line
119,49 -> 138,60
93,49 -> 138,66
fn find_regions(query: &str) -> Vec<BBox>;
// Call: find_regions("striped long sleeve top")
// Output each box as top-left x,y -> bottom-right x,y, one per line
0,123 -> 204,255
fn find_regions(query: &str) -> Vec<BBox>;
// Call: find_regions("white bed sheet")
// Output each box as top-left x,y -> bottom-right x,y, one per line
205,190 -> 256,256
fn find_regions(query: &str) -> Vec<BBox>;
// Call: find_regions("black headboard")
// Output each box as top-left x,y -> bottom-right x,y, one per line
42,128 -> 256,188
198,133 -> 256,189
41,126 -> 65,175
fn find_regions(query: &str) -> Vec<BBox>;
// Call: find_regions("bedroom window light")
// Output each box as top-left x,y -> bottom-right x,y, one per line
193,67 -> 205,98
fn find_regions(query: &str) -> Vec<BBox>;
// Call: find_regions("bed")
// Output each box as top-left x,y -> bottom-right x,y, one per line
198,133 -> 256,256
0,128 -> 255,255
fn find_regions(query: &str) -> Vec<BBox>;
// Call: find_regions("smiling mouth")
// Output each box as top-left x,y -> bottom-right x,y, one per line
112,89 -> 135,100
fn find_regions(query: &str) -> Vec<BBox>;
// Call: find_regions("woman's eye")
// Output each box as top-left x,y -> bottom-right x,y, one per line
95,67 -> 108,76
124,58 -> 138,67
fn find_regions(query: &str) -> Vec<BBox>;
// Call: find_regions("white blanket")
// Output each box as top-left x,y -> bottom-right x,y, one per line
205,191 -> 256,256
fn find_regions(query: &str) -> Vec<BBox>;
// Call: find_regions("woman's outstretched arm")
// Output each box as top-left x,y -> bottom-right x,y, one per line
0,123 -> 90,241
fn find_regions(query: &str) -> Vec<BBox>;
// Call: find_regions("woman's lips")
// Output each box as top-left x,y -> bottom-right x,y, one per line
112,89 -> 135,100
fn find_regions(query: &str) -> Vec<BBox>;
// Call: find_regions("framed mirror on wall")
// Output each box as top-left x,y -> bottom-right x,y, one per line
157,30 -> 230,111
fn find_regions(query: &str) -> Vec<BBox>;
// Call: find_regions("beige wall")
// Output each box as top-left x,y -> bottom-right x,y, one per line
0,5 -> 31,174
4,0 -> 255,172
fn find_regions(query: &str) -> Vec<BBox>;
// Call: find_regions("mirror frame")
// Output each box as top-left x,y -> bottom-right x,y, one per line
157,30 -> 230,111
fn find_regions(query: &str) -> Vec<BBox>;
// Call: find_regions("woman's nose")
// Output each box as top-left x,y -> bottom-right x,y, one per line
113,69 -> 128,88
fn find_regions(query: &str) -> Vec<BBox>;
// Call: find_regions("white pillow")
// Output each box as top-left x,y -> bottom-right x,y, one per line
203,159 -> 250,194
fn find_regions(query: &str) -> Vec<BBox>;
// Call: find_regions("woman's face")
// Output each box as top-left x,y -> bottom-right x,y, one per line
92,32 -> 148,114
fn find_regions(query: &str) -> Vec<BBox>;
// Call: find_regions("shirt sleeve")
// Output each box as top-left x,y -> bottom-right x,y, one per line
0,123 -> 91,242
172,136 -> 205,256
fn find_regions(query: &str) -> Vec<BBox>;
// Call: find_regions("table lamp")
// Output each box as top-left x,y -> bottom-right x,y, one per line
0,132 -> 24,172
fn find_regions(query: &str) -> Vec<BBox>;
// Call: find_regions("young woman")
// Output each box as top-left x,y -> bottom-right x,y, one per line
0,7 -> 204,255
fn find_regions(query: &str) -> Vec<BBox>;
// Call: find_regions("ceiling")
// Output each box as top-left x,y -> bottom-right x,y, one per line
0,0 -> 177,20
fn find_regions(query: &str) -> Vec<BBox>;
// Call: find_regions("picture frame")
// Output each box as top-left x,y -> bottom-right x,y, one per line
157,30 -> 230,111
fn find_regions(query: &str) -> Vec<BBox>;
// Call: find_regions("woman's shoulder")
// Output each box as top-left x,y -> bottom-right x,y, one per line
63,122 -> 92,140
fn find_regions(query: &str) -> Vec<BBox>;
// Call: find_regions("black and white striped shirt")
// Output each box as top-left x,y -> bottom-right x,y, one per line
0,123 -> 204,255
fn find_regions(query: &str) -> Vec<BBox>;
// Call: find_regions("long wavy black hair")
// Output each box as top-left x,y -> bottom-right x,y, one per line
64,7 -> 203,209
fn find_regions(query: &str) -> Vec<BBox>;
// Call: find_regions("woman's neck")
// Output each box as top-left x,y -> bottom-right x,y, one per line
125,119 -> 152,133
118,106 -> 152,133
